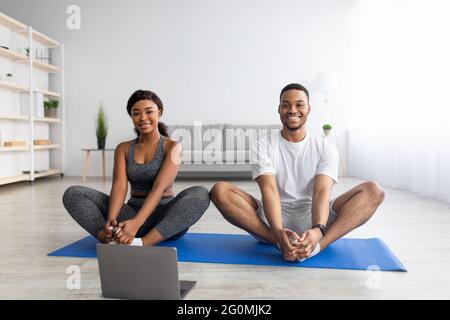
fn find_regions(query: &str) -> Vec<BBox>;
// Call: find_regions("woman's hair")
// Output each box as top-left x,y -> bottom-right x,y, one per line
126,89 -> 169,138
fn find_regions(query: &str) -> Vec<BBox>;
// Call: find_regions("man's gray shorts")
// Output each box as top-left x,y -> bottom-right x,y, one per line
249,198 -> 338,244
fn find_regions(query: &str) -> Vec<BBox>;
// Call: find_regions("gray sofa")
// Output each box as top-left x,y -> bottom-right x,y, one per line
167,123 -> 281,178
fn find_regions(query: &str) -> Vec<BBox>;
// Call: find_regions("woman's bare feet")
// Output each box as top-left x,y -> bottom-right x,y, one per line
97,229 -> 113,243
97,220 -> 118,243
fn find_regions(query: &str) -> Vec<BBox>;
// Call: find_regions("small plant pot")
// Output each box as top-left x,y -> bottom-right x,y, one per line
44,108 -> 57,118
323,129 -> 332,137
97,140 -> 105,150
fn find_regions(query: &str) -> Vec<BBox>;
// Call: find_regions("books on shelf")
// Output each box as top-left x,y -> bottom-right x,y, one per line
33,139 -> 52,145
3,140 -> 26,147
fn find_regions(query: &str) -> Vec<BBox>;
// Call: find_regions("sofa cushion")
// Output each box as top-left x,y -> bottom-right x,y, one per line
168,123 -> 224,164
167,125 -> 194,163
222,124 -> 280,164
168,123 -> 280,164
223,124 -> 280,151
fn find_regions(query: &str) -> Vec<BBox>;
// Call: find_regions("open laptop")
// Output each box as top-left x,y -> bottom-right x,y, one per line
96,243 -> 196,300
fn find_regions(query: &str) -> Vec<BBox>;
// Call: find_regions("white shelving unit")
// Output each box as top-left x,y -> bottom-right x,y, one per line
0,11 -> 65,186
0,146 -> 29,152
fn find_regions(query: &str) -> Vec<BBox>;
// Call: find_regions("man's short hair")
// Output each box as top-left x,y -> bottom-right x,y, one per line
279,83 -> 310,103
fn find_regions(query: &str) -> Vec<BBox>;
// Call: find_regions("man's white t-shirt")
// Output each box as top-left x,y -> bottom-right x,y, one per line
251,130 -> 339,222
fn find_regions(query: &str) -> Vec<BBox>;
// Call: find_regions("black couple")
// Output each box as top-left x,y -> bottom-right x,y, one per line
63,84 -> 384,262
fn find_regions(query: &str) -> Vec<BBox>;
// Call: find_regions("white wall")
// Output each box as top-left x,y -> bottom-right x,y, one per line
0,0 -> 357,177
345,0 -> 450,129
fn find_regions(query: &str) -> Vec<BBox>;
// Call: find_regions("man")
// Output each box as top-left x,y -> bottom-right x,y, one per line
210,83 -> 385,261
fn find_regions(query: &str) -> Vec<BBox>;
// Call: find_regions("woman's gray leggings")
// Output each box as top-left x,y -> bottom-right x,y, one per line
62,185 -> 210,241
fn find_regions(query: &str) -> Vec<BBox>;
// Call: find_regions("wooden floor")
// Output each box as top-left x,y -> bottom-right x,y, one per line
0,176 -> 449,299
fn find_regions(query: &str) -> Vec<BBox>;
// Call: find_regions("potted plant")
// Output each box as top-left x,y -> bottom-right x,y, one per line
44,99 -> 59,118
96,104 -> 108,149
322,123 -> 332,136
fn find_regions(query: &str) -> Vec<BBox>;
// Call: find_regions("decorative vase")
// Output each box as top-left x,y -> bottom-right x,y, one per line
44,108 -> 57,118
97,139 -> 105,150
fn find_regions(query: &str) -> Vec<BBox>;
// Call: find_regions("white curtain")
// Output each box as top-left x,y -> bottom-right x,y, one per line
348,128 -> 450,203
346,0 -> 450,203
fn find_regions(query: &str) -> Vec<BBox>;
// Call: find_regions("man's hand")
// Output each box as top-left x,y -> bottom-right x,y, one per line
114,219 -> 141,245
292,228 -> 323,260
275,229 -> 300,261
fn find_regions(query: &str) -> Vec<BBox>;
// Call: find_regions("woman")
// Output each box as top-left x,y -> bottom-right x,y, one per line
63,90 -> 210,246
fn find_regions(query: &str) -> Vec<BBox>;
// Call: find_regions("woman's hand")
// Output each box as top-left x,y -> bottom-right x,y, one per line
113,219 -> 141,245
97,219 -> 118,243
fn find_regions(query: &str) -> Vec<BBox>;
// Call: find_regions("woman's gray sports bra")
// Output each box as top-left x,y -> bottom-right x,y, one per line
126,135 -> 165,195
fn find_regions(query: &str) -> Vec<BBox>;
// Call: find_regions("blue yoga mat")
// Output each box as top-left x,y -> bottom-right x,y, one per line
48,233 -> 407,272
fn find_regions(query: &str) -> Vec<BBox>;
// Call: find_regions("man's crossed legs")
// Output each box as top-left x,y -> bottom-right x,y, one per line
210,181 -> 385,260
